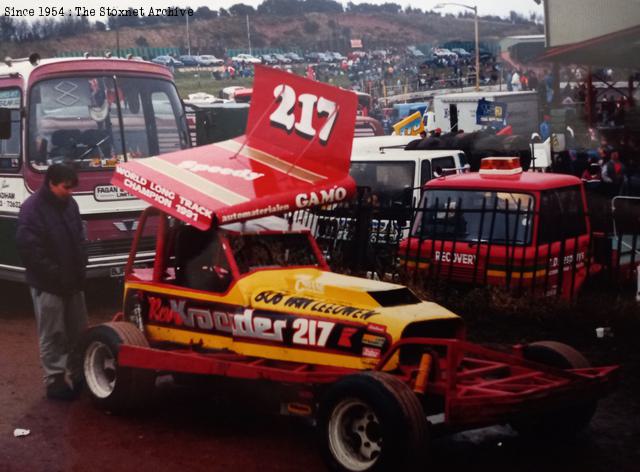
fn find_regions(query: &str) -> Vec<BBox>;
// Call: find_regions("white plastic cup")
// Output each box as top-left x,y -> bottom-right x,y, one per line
596,327 -> 605,338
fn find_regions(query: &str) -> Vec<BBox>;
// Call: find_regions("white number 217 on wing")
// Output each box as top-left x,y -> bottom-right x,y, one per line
269,84 -> 338,145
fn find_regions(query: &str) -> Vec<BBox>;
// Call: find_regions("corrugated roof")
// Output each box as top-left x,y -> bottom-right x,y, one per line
536,25 -> 640,68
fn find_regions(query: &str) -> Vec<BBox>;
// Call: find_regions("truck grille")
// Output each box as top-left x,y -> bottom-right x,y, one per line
85,237 -> 155,258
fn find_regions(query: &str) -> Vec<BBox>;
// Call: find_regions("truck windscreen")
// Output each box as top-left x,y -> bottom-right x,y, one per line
412,189 -> 535,245
28,76 -> 188,171
349,161 -> 414,207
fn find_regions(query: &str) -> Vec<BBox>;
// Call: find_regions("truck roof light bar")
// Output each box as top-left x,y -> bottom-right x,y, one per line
479,157 -> 522,176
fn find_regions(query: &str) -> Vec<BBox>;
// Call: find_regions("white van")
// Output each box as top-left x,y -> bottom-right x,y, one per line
349,136 -> 468,207
294,136 -> 468,248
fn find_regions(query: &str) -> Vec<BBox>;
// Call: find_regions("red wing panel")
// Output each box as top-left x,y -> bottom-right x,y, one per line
246,65 -> 358,180
111,66 -> 357,229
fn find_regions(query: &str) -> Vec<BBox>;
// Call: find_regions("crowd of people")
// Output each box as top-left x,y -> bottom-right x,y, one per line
555,132 -> 640,197
346,47 -> 499,96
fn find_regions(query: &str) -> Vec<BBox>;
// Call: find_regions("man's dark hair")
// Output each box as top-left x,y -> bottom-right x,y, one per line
45,163 -> 78,187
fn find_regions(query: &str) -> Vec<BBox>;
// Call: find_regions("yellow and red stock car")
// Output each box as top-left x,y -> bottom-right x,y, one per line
79,67 -> 617,472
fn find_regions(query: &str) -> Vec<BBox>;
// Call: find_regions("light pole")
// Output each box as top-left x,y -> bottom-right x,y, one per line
115,17 -> 120,58
186,13 -> 191,56
246,15 -> 252,56
434,3 -> 479,91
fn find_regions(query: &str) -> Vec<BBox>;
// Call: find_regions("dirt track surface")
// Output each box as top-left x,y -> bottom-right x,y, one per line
1,280 -> 639,472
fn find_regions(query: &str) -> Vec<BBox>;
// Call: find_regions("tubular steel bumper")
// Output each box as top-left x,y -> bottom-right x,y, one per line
376,337 -> 618,429
118,335 -> 617,429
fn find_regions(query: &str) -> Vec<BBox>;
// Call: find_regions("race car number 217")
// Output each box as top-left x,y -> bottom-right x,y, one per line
292,318 -> 334,347
270,84 -> 338,145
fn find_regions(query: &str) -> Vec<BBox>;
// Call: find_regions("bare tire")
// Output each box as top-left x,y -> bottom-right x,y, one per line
512,341 -> 597,438
81,322 -> 155,412
318,371 -> 427,472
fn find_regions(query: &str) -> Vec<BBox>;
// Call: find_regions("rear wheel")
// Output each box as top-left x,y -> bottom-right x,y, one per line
81,322 -> 155,412
319,371 -> 427,471
512,341 -> 597,438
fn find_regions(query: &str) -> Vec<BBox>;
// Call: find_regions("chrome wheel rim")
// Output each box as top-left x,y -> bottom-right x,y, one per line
328,398 -> 382,471
84,340 -> 117,399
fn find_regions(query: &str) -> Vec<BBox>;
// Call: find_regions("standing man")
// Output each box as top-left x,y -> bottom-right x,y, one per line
16,163 -> 88,401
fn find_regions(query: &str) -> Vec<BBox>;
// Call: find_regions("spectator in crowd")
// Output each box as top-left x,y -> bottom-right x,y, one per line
539,115 -> 551,141
519,72 -> 529,91
544,69 -> 554,103
582,157 -> 602,182
527,70 -> 539,91
505,70 -> 513,91
602,150 -> 625,196
511,69 -> 522,91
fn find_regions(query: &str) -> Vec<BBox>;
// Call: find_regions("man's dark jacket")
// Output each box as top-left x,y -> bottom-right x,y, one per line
16,185 -> 86,295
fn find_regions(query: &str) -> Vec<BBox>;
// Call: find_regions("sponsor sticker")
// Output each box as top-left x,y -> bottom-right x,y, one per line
362,333 -> 386,348
253,290 -> 380,320
367,323 -> 387,334
362,347 -> 382,359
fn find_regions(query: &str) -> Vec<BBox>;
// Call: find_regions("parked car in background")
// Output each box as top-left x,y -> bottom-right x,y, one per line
197,54 -> 224,66
451,48 -> 471,58
407,46 -> 425,58
178,55 -> 200,67
220,85 -> 245,101
151,55 -> 184,68
471,49 -> 494,61
284,52 -> 303,62
231,53 -> 262,64
305,52 -> 321,62
260,54 -> 278,65
272,53 -> 291,64
330,51 -> 347,62
432,48 -> 458,59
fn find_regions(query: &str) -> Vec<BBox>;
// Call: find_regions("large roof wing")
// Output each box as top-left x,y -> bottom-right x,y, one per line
112,65 -> 358,230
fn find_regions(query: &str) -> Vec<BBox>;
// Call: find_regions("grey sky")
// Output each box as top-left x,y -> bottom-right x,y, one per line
7,1 -> 544,22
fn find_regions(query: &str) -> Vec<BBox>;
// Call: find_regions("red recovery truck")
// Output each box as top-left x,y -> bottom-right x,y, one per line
77,67 -> 617,472
399,157 -> 639,299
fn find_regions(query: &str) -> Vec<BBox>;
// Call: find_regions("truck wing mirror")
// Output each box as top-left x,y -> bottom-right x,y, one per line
0,108 -> 11,140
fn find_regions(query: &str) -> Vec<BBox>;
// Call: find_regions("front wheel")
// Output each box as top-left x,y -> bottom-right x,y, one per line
511,341 -> 597,438
81,322 -> 155,413
318,371 -> 427,471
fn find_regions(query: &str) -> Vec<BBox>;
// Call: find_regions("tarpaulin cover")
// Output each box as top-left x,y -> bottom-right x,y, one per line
112,65 -> 358,229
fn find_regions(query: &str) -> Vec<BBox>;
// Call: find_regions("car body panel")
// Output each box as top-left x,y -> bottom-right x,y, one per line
126,266 -> 459,370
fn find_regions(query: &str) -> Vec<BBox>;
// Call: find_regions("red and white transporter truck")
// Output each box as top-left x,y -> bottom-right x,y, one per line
0,53 -> 190,281
77,66 -> 617,472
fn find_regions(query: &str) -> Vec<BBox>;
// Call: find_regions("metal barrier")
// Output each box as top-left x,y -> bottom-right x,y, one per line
292,188 -> 640,302
611,196 -> 640,291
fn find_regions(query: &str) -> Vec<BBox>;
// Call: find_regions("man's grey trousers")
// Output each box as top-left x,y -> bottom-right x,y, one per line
30,289 -> 88,385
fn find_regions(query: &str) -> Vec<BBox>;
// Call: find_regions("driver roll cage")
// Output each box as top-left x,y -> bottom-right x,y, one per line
125,207 -> 329,291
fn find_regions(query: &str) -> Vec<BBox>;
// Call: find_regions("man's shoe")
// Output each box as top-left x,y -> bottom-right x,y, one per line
46,377 -> 76,401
